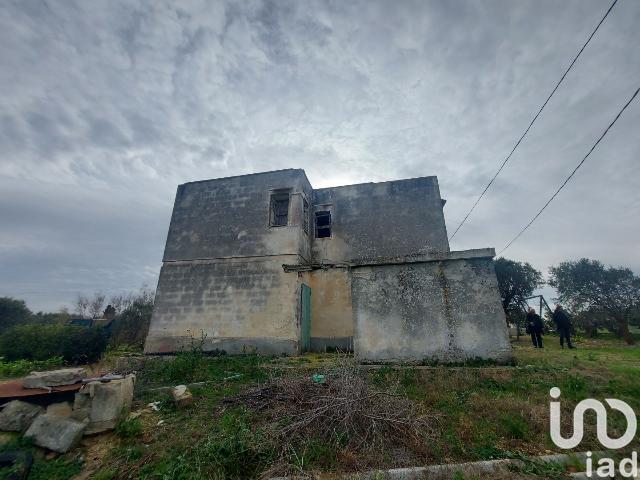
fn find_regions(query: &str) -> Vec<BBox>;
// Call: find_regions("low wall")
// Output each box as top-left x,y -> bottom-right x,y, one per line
351,252 -> 512,363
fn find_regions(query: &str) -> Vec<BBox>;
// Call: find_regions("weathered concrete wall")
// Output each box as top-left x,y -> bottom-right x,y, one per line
144,256 -> 301,355
351,251 -> 512,363
164,169 -> 313,262
146,170 -> 504,358
307,268 -> 353,351
312,177 -> 449,263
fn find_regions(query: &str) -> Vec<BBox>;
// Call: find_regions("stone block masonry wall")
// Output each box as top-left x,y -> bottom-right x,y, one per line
144,256 -> 301,354
163,169 -> 312,262
312,176 -> 449,264
351,253 -> 512,363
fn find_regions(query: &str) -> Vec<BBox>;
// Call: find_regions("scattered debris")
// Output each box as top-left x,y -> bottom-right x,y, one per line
0,379 -> 83,401
156,420 -> 165,426
0,400 -> 44,432
128,410 -> 143,420
23,368 -> 86,389
25,414 -> 86,453
81,374 -> 125,383
147,401 -> 161,411
0,369 -> 137,461
172,385 -> 193,408
72,375 -> 135,434
146,375 -> 242,393
311,374 -> 325,384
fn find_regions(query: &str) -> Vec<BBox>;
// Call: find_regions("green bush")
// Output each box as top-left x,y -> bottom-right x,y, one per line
0,297 -> 32,332
109,299 -> 153,348
499,413 -> 530,439
115,416 -> 143,439
0,324 -> 107,364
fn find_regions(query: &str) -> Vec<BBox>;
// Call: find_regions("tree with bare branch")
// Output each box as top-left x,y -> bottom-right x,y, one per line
76,294 -> 89,318
88,292 -> 106,319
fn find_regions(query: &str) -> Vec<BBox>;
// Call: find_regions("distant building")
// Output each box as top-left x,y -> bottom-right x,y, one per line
69,318 -> 93,327
144,169 -> 512,363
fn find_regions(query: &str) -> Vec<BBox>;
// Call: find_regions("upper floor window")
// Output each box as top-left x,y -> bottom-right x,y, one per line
302,198 -> 309,234
315,211 -> 331,238
269,191 -> 290,227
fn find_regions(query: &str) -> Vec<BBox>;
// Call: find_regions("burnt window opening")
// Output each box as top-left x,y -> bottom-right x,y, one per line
315,211 -> 331,238
302,198 -> 309,234
269,192 -> 290,227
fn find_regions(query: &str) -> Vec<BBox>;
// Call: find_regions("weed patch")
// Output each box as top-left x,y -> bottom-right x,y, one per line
0,356 -> 63,378
115,416 -> 143,439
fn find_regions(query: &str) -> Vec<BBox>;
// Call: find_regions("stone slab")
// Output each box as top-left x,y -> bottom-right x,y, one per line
24,414 -> 86,453
23,368 -> 86,389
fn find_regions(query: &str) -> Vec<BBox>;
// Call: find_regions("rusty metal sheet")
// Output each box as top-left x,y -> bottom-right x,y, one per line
0,379 -> 82,399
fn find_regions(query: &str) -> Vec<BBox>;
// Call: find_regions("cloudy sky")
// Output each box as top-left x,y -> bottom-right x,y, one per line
1,0 -> 638,312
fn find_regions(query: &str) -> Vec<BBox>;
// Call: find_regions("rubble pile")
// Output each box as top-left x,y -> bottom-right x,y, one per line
0,368 -> 135,453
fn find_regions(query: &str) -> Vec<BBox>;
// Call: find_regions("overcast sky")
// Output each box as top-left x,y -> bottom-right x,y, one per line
1,0 -> 639,312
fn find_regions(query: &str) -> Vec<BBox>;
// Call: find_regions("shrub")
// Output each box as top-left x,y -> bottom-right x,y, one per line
147,334 -> 208,384
499,413 -> 530,439
115,416 -> 143,439
109,298 -> 153,348
0,324 -> 107,364
0,297 -> 32,332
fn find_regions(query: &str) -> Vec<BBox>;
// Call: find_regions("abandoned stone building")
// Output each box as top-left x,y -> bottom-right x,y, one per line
144,169 -> 512,363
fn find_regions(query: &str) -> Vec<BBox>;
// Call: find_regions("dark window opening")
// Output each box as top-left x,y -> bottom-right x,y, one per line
302,198 -> 309,234
270,192 -> 290,227
315,211 -> 331,238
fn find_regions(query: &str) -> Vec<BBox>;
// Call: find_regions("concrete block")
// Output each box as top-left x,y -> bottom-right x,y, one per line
24,414 -> 86,453
172,385 -> 193,408
0,400 -> 44,432
72,375 -> 135,434
23,368 -> 86,389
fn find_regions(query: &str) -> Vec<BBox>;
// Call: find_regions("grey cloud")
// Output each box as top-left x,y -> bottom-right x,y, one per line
86,116 -> 130,149
0,0 -> 639,311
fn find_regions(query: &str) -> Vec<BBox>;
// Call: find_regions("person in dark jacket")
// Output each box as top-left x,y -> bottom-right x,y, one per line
553,305 -> 575,349
526,307 -> 544,348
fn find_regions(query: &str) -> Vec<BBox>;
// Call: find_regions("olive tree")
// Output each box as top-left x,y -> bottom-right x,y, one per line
549,258 -> 639,345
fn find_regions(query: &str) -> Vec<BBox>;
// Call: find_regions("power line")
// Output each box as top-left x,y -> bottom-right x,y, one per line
448,0 -> 619,241
497,86 -> 639,256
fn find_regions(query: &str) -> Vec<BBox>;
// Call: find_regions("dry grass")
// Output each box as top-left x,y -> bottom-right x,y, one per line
226,359 -> 438,475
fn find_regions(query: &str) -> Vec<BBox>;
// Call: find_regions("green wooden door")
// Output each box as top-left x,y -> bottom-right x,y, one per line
301,284 -> 312,352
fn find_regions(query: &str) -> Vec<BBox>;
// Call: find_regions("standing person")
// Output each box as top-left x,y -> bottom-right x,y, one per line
526,308 -> 544,348
553,305 -> 575,349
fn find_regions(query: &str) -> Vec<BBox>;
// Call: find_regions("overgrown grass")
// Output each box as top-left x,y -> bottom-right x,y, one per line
131,340 -> 270,393
83,335 -> 640,478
